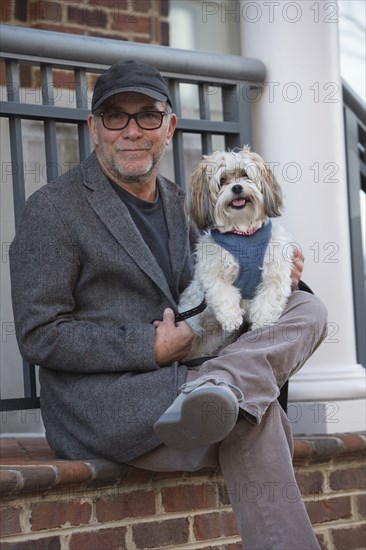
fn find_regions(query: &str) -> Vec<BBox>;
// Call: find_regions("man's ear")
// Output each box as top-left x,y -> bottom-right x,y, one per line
87,113 -> 99,146
165,113 -> 177,145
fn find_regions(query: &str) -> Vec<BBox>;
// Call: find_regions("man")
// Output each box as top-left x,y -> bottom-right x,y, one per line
10,60 -> 327,549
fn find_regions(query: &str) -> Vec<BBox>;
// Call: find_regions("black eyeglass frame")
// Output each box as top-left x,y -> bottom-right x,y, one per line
97,110 -> 168,131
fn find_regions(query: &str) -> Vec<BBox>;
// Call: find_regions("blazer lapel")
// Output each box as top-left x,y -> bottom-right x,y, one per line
158,175 -> 190,297
81,153 -> 176,304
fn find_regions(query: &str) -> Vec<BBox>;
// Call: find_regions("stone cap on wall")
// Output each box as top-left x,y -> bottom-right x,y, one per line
1,435 -> 365,499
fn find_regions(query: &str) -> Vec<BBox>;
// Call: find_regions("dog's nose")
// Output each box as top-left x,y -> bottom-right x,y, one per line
232,184 -> 243,195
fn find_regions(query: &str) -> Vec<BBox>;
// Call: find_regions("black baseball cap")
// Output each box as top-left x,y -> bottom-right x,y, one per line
92,60 -> 172,112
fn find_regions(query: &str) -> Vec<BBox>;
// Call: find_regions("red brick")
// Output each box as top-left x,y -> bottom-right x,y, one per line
337,434 -> 366,456
68,4 -> 107,28
331,524 -> 366,550
48,69 -> 76,92
111,14 -> 150,34
70,527 -> 127,550
109,2 -> 138,24
133,36 -> 153,44
310,437 -> 343,463
293,440 -> 314,463
356,494 -> 366,518
88,0 -> 128,9
0,1 -> 13,22
161,483 -> 217,512
329,466 -> 366,491
29,1 -> 64,24
0,506 -> 22,536
31,500 -> 92,531
19,64 -> 33,88
52,460 -> 92,485
17,465 -> 57,494
218,480 -> 231,506
196,544 -> 242,550
316,533 -> 331,550
132,517 -> 189,548
0,438 -> 22,458
0,470 -> 22,494
193,511 -> 239,541
295,470 -> 325,497
146,469 -> 184,482
130,0 -> 152,14
0,538 -> 61,550
12,438 -> 56,461
96,489 -> 155,522
306,496 -> 351,525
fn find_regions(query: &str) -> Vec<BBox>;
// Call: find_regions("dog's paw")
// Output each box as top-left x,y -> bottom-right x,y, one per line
222,321 -> 243,332
218,311 -> 244,333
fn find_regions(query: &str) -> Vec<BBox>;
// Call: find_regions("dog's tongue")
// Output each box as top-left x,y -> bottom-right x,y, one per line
232,198 -> 246,207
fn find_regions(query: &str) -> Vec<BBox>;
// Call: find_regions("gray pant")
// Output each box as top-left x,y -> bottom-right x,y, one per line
129,291 -> 328,549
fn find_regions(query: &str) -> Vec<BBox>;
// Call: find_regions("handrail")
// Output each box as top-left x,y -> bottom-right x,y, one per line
342,79 -> 366,126
342,79 -> 366,368
0,24 -> 266,82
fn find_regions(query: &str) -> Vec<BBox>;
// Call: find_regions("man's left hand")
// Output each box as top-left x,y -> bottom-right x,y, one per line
291,246 -> 304,290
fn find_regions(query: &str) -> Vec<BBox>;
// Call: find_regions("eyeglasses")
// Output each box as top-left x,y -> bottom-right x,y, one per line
98,110 -> 168,131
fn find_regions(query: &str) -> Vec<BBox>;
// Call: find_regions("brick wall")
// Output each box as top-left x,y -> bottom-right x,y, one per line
0,0 -> 170,45
1,474 -> 242,549
296,458 -> 365,549
0,0 -> 170,116
0,436 -> 365,549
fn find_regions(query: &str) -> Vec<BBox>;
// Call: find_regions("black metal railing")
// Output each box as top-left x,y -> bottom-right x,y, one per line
343,80 -> 366,368
0,25 -> 265,411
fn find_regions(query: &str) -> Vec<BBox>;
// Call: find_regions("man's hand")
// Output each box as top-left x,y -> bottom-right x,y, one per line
291,246 -> 304,290
153,308 -> 194,367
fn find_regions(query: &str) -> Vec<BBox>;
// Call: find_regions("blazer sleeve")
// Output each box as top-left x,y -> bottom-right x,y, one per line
9,190 -> 159,374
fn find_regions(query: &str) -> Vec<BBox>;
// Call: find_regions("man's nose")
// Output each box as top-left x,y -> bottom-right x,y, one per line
122,117 -> 143,137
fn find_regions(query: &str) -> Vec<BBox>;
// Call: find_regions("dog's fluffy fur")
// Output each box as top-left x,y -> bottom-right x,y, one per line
179,145 -> 294,358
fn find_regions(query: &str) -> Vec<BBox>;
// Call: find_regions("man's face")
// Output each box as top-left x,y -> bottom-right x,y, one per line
88,92 -> 177,187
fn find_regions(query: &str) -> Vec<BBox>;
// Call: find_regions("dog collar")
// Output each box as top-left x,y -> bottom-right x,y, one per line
212,227 -> 258,236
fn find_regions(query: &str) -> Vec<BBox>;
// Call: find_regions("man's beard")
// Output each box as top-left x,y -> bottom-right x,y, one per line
108,148 -> 165,184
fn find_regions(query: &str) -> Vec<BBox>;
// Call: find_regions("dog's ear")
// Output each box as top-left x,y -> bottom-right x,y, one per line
261,164 -> 283,218
186,161 -> 214,230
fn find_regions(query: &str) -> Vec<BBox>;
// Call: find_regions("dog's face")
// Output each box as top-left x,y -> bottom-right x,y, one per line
187,146 -> 283,232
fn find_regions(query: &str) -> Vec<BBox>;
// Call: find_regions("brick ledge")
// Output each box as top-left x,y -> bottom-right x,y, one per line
1,434 -> 365,499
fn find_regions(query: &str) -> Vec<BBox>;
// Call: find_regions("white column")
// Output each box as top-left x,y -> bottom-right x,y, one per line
240,0 -> 365,434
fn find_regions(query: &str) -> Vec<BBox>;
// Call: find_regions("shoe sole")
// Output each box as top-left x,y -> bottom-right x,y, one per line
153,386 -> 238,451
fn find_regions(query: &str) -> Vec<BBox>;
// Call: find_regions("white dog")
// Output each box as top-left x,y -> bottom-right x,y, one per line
179,146 -> 294,358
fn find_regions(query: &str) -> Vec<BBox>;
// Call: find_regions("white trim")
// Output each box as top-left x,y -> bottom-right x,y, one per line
240,0 -> 366,434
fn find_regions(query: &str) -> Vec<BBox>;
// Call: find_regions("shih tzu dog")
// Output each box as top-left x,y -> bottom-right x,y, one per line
179,145 -> 294,358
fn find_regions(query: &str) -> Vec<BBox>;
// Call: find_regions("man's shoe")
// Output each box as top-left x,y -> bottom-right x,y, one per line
153,379 -> 243,451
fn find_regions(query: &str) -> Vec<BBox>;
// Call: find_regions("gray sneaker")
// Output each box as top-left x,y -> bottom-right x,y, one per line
153,379 -> 243,450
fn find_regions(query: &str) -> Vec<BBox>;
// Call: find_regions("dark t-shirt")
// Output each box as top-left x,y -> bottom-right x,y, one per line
109,179 -> 174,293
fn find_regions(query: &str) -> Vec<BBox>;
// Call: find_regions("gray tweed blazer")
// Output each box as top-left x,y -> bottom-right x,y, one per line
10,151 -> 196,462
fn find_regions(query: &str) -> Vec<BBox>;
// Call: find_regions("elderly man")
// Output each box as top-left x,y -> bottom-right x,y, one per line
10,60 -> 326,549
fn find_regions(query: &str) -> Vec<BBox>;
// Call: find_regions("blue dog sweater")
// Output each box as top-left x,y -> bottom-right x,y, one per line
211,220 -> 272,299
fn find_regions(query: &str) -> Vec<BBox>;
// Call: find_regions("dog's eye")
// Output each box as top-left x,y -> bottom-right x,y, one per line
219,177 -> 226,187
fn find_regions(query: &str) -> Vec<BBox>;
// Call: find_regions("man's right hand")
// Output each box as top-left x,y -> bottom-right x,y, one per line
153,308 -> 194,366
